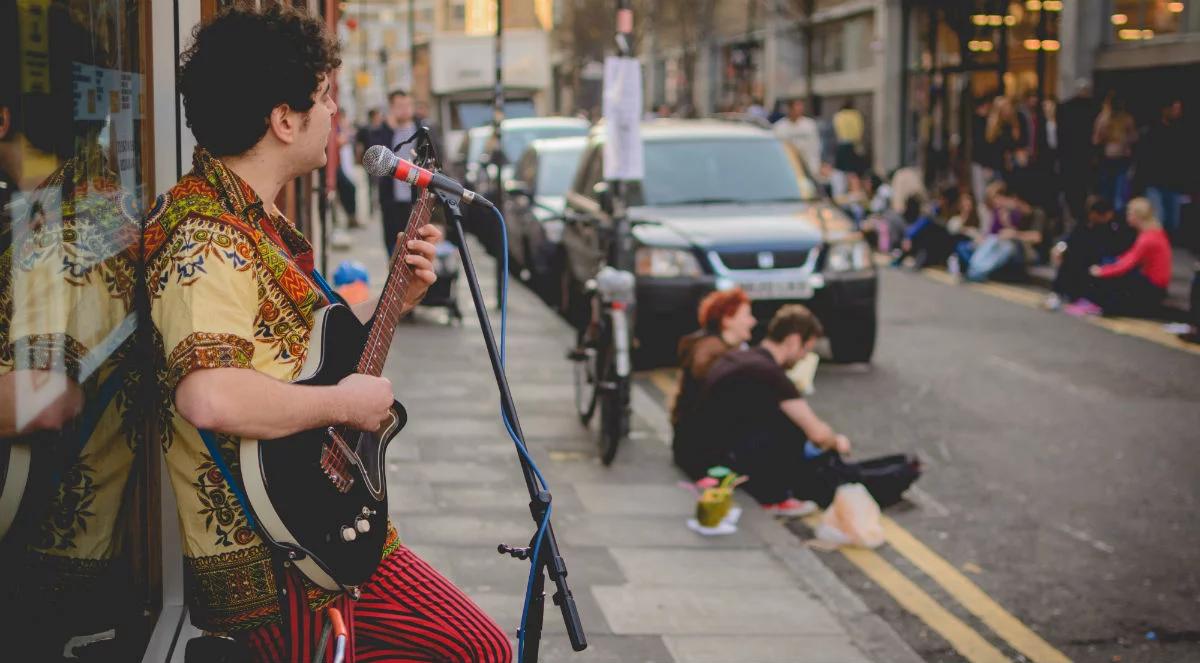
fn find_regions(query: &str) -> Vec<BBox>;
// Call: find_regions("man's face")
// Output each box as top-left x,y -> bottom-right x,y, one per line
390,95 -> 414,124
293,75 -> 336,173
1087,210 -> 1112,226
789,100 -> 805,119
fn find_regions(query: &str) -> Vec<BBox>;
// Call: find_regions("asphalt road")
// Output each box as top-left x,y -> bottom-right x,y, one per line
800,269 -> 1200,663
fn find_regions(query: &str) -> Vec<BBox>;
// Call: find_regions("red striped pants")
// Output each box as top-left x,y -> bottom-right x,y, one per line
239,545 -> 513,663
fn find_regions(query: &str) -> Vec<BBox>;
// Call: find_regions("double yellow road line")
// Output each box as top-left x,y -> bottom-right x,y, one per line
814,513 -> 1071,663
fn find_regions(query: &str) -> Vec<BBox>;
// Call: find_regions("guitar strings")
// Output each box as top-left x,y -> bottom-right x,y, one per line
358,189 -> 435,377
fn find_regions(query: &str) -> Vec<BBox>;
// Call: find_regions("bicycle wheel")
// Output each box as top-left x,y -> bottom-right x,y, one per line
572,324 -> 605,424
597,371 -> 629,466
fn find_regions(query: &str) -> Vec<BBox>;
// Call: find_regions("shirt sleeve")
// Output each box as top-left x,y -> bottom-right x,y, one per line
150,215 -> 259,392
1096,232 -> 1146,279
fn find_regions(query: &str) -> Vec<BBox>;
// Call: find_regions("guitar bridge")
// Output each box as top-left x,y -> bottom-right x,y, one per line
320,434 -> 356,494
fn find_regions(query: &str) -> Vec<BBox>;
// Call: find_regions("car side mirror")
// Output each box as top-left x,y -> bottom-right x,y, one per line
592,181 -> 614,215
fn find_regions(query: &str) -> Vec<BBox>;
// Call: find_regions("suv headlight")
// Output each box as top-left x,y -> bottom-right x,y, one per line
825,240 -> 872,272
635,247 -> 703,278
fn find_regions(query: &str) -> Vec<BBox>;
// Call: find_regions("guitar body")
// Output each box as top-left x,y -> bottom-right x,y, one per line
241,302 -> 407,591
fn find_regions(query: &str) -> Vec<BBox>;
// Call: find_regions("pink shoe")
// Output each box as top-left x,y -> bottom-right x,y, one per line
761,498 -> 818,517
1064,299 -> 1103,317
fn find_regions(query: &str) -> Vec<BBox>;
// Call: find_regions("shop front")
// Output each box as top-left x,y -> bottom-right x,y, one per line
0,1 -> 336,660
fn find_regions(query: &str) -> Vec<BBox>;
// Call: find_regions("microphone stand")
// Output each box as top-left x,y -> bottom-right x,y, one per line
432,189 -> 587,662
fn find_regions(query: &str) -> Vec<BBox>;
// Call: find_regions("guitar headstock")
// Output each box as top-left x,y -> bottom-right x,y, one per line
412,127 -> 440,174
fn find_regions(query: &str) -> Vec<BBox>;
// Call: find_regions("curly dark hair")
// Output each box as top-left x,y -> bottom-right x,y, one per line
179,3 -> 341,157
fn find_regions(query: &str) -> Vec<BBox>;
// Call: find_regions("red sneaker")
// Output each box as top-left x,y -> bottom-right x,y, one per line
761,498 -> 818,517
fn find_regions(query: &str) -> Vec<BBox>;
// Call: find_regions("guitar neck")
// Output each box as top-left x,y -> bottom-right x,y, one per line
357,188 -> 436,376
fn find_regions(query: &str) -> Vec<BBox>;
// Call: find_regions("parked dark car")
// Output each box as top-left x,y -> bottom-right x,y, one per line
449,117 -> 589,253
561,120 -> 877,364
502,136 -> 587,299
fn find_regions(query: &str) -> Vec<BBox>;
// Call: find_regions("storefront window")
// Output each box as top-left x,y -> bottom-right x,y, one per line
1109,0 -> 1190,41
1,0 -> 154,658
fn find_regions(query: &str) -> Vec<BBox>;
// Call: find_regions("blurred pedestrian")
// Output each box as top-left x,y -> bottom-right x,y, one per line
672,288 -> 756,480
1093,91 -> 1137,211
1057,81 -> 1100,225
1069,197 -> 1171,317
832,100 -> 865,174
1137,98 -> 1189,235
356,108 -> 382,215
369,89 -> 419,256
970,96 -> 999,206
1044,196 -> 1134,310
746,97 -> 769,122
335,110 -> 359,228
774,98 -> 822,178
985,96 -> 1024,177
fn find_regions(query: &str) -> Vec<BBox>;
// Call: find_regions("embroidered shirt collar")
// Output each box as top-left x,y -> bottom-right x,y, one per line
191,147 -> 314,268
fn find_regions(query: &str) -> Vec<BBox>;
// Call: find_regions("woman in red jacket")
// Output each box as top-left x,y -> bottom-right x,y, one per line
1066,197 -> 1171,317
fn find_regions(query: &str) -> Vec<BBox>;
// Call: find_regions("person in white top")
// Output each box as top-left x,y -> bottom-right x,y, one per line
773,99 -> 823,178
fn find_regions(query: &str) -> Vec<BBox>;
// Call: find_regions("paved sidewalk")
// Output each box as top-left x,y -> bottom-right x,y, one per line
329,217 -> 924,663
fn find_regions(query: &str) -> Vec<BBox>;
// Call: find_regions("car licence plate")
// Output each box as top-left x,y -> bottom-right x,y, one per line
741,278 -> 814,301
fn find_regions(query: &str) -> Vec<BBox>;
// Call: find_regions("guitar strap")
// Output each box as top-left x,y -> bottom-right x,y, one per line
197,429 -> 258,532
311,269 -> 347,307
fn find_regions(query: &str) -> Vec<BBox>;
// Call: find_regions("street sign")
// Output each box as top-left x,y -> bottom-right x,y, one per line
602,56 -> 643,181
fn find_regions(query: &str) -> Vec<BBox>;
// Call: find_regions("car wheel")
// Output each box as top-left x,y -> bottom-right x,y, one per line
828,307 -> 877,364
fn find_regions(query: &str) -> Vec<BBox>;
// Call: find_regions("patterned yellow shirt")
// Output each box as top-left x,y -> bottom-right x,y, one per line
143,148 -> 397,633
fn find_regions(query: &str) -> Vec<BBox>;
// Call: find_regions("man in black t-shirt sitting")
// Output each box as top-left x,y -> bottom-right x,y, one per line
700,305 -> 852,516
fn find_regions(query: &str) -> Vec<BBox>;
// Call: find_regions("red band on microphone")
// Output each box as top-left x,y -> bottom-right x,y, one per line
392,160 -> 433,188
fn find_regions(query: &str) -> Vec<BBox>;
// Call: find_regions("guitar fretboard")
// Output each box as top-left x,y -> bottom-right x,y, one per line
357,187 -> 436,377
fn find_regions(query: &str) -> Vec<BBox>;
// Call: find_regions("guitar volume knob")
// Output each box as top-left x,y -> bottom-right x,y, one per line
355,518 -> 371,534
340,525 -> 358,542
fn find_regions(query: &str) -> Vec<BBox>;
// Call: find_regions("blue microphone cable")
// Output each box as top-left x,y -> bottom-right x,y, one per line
489,204 -> 552,661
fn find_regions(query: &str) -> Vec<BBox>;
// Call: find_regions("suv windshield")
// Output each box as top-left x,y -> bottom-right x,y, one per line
635,137 -> 819,206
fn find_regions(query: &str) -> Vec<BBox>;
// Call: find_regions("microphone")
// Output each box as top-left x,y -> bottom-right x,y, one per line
363,145 -> 494,208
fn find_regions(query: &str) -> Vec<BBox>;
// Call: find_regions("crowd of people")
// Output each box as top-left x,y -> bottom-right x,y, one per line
745,86 -> 1197,340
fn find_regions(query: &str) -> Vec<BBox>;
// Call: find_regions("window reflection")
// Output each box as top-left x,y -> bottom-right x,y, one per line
0,1 -> 149,659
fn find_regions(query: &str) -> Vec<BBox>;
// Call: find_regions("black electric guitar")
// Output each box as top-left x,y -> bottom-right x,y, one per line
239,148 -> 438,592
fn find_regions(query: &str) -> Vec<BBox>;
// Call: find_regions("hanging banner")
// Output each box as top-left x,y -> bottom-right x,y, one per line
602,56 -> 644,181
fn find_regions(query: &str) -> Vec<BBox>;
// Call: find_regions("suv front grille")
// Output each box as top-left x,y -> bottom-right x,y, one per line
717,249 -> 812,271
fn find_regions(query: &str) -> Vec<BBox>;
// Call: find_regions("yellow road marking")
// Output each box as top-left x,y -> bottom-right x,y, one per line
881,517 -> 1072,663
799,514 -> 1010,663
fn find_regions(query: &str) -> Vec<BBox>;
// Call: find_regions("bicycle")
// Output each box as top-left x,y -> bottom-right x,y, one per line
569,265 -> 635,465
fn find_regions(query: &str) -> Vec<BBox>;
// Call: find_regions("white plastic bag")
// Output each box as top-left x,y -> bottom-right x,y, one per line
814,483 -> 884,549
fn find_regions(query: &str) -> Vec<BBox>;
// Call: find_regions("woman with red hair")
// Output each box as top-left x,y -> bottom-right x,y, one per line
672,288 -> 757,479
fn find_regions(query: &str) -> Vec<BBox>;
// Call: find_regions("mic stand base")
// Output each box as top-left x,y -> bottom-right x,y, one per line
433,190 -> 587,662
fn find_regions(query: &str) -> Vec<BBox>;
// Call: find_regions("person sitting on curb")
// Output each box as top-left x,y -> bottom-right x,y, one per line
697,305 -> 848,517
1067,197 -> 1172,317
1044,196 -> 1135,310
672,288 -> 757,480
965,181 -> 1043,282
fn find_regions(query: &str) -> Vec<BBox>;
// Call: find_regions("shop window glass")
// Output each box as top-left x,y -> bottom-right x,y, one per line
1,0 -> 153,659
1110,0 -> 1187,41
